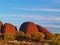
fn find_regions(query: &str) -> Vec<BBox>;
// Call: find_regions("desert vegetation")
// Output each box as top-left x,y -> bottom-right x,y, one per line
0,31 -> 60,45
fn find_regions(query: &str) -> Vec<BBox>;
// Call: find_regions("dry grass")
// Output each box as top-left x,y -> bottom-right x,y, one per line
0,40 -> 50,45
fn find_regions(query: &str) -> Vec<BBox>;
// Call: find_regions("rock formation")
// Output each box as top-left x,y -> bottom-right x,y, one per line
36,25 -> 52,35
3,23 -> 17,35
0,21 -> 52,35
20,22 -> 38,34
20,22 -> 52,35
0,21 -> 3,32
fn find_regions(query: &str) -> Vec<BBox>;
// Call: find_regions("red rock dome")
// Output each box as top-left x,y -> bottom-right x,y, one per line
36,25 -> 52,35
3,23 -> 17,35
20,22 -> 38,34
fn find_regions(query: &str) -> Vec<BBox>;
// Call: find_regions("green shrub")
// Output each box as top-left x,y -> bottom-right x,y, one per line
4,34 -> 14,40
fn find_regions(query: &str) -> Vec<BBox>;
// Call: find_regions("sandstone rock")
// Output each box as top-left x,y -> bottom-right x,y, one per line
36,25 -> 52,35
20,22 -> 38,34
0,21 -> 3,32
3,23 -> 17,35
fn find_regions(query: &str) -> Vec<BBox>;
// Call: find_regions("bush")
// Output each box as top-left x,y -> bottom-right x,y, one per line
45,34 -> 55,40
31,32 -> 45,42
16,31 -> 25,41
24,34 -> 31,41
46,35 -> 60,45
4,34 -> 14,40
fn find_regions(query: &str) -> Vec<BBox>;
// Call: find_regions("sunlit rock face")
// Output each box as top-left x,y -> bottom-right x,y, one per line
20,22 -> 39,34
36,25 -> 52,35
3,23 -> 17,35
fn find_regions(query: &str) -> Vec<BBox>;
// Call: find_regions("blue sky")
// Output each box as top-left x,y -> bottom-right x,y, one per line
0,0 -> 60,33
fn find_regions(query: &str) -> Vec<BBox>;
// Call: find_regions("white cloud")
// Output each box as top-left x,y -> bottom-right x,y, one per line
43,25 -> 60,28
0,14 -> 60,22
0,14 -> 60,30
14,8 -> 60,12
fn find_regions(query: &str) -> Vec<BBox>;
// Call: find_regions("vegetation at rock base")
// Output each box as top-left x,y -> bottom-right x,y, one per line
45,34 -> 56,40
0,31 -> 60,45
24,34 -> 31,41
4,34 -> 15,40
15,31 -> 25,41
31,32 -> 45,42
44,34 -> 60,45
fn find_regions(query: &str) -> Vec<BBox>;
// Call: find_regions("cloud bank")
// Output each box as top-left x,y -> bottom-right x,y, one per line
0,14 -> 60,29
0,14 -> 60,21
14,8 -> 60,12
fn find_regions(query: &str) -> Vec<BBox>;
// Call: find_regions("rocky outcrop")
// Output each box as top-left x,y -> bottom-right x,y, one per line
3,23 -> 17,35
0,21 -> 3,32
20,22 -> 52,34
0,21 -> 52,35
36,25 -> 52,35
20,22 -> 38,34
